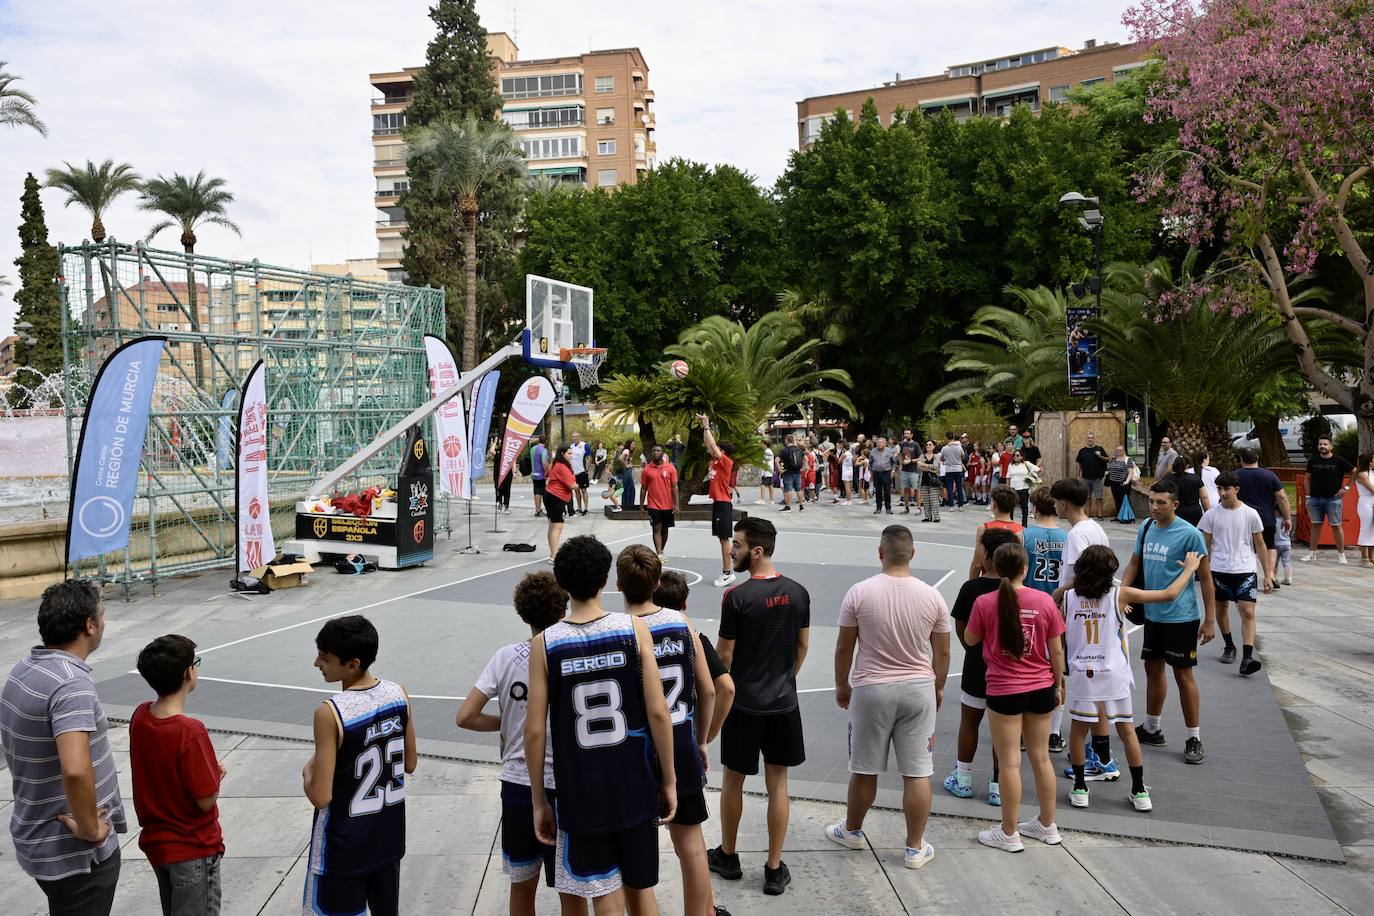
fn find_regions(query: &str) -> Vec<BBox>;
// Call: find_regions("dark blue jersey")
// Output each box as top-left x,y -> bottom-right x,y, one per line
544,613 -> 658,835
307,679 -> 409,876
1024,524 -> 1067,596
640,607 -> 705,798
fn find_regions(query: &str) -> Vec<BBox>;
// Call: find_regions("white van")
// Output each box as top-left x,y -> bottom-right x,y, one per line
1231,414 -> 1356,456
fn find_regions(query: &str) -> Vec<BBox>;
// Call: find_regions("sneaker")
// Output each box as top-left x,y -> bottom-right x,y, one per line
1017,817 -> 1062,845
798,504 -> 805,512
1184,736 -> 1205,764
713,907 -> 733,916
1282,575 -> 1292,584
1240,656 -> 1262,676
904,842 -> 935,869
1337,553 -> 1348,565
987,781 -> 1001,806
886,509 -> 894,515
1301,550 -> 1316,562
942,770 -> 974,799
977,827 -> 1023,853
1070,787 -> 1090,808
1048,733 -> 1066,753
873,508 -> 881,514
823,822 -> 865,850
707,846 -> 742,880
1135,724 -> 1167,747
713,572 -> 737,588
754,499 -> 766,505
1220,645 -> 1237,664
1088,758 -> 1121,782
580,509 -> 588,516
1131,789 -> 1153,812
762,861 -> 790,895
610,506 -> 622,513
1063,745 -> 1101,779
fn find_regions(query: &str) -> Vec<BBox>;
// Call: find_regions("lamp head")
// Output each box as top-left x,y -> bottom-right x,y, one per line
1058,191 -> 1100,207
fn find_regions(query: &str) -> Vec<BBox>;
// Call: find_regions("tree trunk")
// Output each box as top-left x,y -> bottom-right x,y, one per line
460,197 -> 479,370
91,217 -> 105,244
184,244 -> 205,392
1169,420 -> 1233,471
1255,417 -> 1290,468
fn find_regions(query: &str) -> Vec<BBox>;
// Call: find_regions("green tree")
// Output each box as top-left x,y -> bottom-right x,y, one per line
45,160 -> 141,243
0,61 -> 46,136
401,0 -> 523,366
139,171 -> 241,391
406,116 -> 525,369
12,174 -> 62,397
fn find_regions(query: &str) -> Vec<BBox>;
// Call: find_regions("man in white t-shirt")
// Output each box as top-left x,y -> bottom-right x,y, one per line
1049,477 -> 1115,766
456,571 -> 576,910
567,432 -> 591,516
826,525 -> 949,870
1198,470 -> 1270,676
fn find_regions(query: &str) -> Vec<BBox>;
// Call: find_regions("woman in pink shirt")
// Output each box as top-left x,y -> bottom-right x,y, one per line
965,542 -> 1066,853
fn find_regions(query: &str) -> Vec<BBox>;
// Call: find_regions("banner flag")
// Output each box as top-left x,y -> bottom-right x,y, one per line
1066,306 -> 1100,397
497,376 -> 556,487
65,336 -> 167,565
468,369 -> 501,481
236,360 -> 275,574
216,388 -> 236,472
424,334 -> 469,499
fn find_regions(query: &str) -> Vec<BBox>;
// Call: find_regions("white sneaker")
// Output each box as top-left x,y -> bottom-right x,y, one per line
823,822 -> 866,850
1337,553 -> 1349,565
904,842 -> 935,869
610,506 -> 622,513
713,572 -> 737,588
754,499 -> 766,505
977,827 -> 1023,853
1301,551 -> 1317,562
1017,817 -> 1062,845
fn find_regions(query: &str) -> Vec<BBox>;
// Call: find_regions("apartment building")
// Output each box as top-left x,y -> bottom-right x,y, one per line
0,335 -> 18,376
370,33 -> 656,280
796,40 -> 1149,148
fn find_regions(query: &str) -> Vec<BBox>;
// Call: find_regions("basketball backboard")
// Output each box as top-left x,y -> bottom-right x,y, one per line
524,274 -> 594,370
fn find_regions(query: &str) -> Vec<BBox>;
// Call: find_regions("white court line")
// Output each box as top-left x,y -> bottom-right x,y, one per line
195,675 -> 464,701
932,570 -> 956,589
607,567 -> 702,593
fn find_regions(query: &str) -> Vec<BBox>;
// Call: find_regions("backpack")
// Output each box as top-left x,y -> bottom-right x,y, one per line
518,449 -> 532,477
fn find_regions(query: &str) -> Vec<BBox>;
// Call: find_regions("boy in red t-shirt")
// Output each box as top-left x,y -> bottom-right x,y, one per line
130,635 -> 226,915
699,413 -> 738,587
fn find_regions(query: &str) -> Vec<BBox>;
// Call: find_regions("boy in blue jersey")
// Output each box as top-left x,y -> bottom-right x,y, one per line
526,535 -> 678,915
457,571 -> 587,916
302,616 -> 417,916
618,545 -> 730,916
1023,488 -> 1067,597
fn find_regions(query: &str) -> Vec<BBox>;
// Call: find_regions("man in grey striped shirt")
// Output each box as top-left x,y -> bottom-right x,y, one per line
1,579 -> 127,914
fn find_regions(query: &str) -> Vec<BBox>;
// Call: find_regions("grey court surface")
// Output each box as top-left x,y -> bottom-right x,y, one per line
88,503 -> 1344,864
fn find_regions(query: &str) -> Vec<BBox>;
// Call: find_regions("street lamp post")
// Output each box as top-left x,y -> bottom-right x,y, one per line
1059,192 -> 1105,413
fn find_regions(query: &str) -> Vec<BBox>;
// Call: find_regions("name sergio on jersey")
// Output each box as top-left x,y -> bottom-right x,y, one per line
653,637 -> 686,659
560,650 -> 627,676
364,714 -> 405,746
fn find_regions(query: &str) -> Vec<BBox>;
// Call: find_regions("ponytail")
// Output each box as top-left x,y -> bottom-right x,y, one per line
991,542 -> 1028,659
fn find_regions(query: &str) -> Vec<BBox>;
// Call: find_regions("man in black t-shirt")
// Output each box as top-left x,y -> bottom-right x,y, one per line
778,435 -> 806,513
709,517 -> 809,897
1303,435 -> 1354,564
1075,432 -> 1111,519
1236,448 -> 1292,582
898,429 -> 922,513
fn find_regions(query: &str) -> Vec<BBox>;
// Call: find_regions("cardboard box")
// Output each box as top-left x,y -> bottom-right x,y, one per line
249,560 -> 313,590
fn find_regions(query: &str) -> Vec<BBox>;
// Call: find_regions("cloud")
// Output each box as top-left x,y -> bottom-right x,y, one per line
0,0 -> 1132,339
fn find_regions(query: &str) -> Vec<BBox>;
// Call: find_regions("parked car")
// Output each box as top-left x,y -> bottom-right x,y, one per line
1231,414 -> 1356,457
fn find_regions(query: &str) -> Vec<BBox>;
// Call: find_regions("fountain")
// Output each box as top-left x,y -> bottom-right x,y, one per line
0,366 -> 86,524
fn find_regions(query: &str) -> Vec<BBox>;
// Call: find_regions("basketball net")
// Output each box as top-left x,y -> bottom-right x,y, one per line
561,347 -> 607,389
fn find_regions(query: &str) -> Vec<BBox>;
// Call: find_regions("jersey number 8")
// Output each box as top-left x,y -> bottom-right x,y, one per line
572,679 -> 627,749
350,736 -> 406,817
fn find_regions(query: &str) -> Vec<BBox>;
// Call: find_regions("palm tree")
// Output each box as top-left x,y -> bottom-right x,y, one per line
139,171 -> 241,391
775,287 -> 852,347
0,62 -> 47,136
925,285 -> 1084,415
406,116 -> 527,369
45,160 -> 141,243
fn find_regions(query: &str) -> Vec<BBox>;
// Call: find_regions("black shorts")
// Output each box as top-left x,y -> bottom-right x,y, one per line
576,471 -> 590,489
721,706 -> 806,775
533,478 -> 547,495
986,685 -> 1057,716
1141,618 -> 1200,668
711,501 -> 733,540
306,860 -> 400,916
545,495 -> 568,523
556,819 -> 658,896
1213,570 -> 1259,604
648,508 -> 675,529
671,791 -> 709,826
1261,523 -> 1277,550
501,782 -> 555,886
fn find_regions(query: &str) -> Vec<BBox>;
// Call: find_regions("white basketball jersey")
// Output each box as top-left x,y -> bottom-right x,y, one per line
1065,586 -> 1133,700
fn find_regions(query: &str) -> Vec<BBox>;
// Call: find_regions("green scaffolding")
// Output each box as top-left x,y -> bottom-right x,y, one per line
59,240 -> 450,589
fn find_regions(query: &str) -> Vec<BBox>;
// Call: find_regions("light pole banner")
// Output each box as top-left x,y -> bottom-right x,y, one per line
1066,306 -> 1100,398
497,376 -> 556,487
66,336 -> 167,565
424,334 -> 469,499
236,359 -> 275,573
468,369 -> 501,481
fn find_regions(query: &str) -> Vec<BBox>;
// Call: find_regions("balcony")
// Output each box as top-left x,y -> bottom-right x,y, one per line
371,95 -> 411,107
376,219 -> 407,229
374,155 -> 408,168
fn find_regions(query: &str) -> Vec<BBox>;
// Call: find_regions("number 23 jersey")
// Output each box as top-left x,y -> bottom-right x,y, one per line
308,679 -> 409,876
544,613 -> 659,835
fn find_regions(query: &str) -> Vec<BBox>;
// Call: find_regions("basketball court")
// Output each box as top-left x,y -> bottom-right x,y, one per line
91,511 -> 1345,864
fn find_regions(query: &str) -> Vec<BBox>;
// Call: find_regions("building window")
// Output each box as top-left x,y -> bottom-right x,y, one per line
1049,84 -> 1071,102
372,112 -> 407,135
597,139 -> 616,155
596,107 -> 615,125
1113,63 -> 1148,79
597,169 -> 618,187
595,76 -> 614,93
501,73 -> 583,99
519,136 -> 582,160
503,105 -> 584,129
1080,77 -> 1105,88
375,180 -> 409,197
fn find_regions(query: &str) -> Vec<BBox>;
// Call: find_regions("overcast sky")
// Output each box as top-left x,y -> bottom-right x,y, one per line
0,0 -> 1132,340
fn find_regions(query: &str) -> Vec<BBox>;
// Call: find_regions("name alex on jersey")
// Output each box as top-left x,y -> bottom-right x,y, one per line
364,715 -> 405,746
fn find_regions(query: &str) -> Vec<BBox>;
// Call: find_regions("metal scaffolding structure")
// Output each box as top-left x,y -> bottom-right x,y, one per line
59,240 -> 449,587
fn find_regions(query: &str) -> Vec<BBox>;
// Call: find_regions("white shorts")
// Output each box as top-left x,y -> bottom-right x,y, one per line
847,679 -> 937,777
1067,694 -> 1134,725
959,690 -> 987,711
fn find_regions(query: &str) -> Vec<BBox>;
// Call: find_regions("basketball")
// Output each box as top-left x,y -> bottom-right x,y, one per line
670,359 -> 689,379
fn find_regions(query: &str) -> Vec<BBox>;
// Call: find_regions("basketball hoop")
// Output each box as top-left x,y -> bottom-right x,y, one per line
561,347 -> 608,388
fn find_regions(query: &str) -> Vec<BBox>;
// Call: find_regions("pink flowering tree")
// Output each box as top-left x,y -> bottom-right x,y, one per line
1125,0 -> 1374,449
